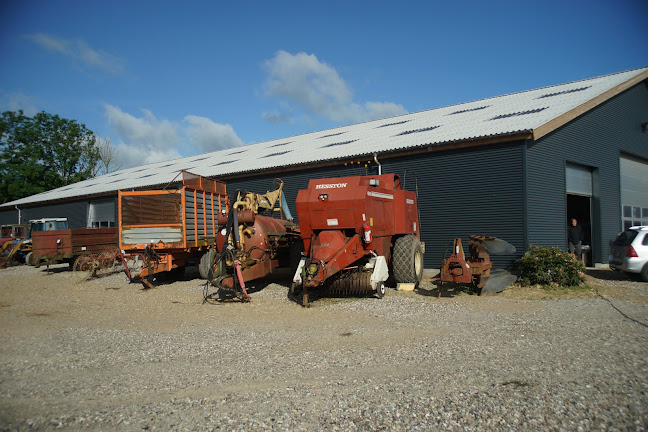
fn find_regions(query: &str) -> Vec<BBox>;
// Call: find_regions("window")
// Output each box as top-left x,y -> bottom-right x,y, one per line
620,155 -> 648,229
622,205 -> 648,230
91,221 -> 115,228
489,107 -> 547,120
396,125 -> 440,136
319,132 -> 345,139
537,86 -> 590,99
377,120 -> 410,128
448,105 -> 490,115
262,151 -> 292,158
322,140 -> 357,148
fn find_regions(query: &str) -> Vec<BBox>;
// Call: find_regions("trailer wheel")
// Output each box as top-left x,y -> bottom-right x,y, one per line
25,252 -> 34,266
199,249 -> 215,280
392,235 -> 424,284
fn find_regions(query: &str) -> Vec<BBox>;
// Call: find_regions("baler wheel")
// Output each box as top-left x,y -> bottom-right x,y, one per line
392,235 -> 424,284
375,281 -> 386,298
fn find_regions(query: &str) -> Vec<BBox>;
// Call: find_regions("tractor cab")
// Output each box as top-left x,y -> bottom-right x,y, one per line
30,218 -> 68,232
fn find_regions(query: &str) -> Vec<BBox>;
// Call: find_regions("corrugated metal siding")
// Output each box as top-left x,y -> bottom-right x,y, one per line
527,83 -> 648,263
224,145 -> 525,269
382,144 -> 525,269
0,209 -> 17,225
20,200 -> 88,229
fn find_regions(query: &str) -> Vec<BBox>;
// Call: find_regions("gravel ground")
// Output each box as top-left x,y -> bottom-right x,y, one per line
1,264 -> 647,431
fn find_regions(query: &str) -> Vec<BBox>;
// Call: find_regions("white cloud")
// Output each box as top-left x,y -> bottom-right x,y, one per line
261,110 -> 294,124
184,115 -> 243,152
26,33 -> 125,75
263,50 -> 406,124
104,105 -> 243,168
105,105 -> 182,168
0,90 -> 40,116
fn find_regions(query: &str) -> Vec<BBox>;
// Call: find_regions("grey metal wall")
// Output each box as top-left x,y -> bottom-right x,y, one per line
0,208 -> 17,225
383,144 -> 525,269
527,82 -> 648,263
223,142 -> 526,269
17,200 -> 88,229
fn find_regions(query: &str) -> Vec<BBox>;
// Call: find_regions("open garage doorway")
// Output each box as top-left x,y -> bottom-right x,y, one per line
567,194 -> 592,266
566,163 -> 594,267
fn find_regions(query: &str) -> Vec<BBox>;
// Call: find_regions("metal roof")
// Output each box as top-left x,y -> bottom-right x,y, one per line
5,67 -> 647,207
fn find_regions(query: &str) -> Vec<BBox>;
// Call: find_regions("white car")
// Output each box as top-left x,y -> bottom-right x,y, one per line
609,226 -> 648,282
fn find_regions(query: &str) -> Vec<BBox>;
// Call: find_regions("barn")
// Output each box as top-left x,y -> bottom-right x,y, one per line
2,67 -> 647,269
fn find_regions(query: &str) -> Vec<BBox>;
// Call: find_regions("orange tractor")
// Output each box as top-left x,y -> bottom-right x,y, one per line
291,174 -> 424,306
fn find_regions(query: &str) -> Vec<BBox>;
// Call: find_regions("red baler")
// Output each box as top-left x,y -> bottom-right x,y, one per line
292,174 -> 424,306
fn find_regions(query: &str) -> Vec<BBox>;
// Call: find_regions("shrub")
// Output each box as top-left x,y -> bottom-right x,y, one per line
517,245 -> 586,287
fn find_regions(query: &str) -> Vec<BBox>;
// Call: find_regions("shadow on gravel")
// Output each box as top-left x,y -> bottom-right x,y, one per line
415,275 -> 479,298
586,268 -> 642,282
36,264 -> 72,274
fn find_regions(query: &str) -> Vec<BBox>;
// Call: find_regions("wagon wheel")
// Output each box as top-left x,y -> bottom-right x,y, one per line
95,250 -> 118,276
73,255 -> 96,281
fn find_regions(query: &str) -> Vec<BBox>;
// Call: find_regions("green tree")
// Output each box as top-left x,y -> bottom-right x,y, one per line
0,110 -> 100,203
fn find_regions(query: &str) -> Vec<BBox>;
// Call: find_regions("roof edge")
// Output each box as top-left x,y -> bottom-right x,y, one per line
532,68 -> 648,140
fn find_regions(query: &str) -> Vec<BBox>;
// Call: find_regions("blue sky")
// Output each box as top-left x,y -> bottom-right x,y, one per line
1,0 -> 646,169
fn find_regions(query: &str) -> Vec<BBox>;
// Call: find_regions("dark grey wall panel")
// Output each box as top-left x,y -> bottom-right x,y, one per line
19,200 -> 88,229
0,209 -> 18,225
383,144 -> 525,269
527,82 -> 648,263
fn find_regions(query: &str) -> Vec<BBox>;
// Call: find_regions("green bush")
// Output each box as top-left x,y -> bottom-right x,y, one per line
517,245 -> 586,287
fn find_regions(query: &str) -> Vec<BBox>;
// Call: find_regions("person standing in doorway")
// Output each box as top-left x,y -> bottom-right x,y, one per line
568,217 -> 583,258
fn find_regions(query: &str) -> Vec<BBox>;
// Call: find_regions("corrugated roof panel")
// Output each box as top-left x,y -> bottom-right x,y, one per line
4,67 -> 646,207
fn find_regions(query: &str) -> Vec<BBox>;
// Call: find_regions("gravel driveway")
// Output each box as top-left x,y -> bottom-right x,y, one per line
1,264 -> 647,431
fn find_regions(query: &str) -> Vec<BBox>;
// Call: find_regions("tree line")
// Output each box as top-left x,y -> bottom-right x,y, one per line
0,110 -> 122,204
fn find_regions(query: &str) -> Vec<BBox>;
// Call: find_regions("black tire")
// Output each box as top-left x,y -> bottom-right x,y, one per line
199,249 -> 215,280
25,252 -> 34,266
375,281 -> 386,298
392,235 -> 424,284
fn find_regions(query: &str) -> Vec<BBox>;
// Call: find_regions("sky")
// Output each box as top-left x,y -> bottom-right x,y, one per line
1,0 -> 646,170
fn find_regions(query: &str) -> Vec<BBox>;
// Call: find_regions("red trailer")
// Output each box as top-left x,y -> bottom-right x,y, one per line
31,227 -> 118,269
292,174 -> 424,306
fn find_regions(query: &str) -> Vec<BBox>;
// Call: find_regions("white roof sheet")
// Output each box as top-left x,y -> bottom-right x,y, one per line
5,67 -> 647,207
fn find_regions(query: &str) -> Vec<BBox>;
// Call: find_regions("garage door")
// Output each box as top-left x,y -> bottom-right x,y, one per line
620,155 -> 648,230
88,199 -> 116,227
